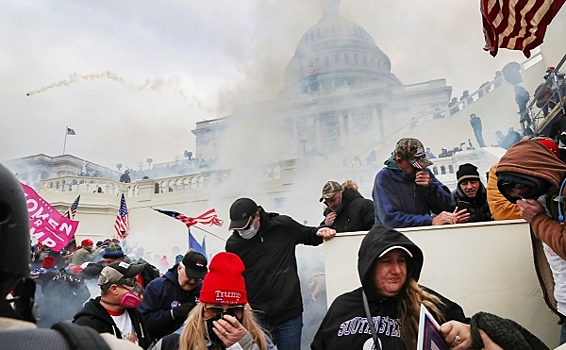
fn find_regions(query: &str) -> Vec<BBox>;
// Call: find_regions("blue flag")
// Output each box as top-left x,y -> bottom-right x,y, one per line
188,228 -> 206,256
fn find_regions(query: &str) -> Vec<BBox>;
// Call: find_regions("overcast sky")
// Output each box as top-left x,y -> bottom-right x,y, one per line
0,0 -> 527,169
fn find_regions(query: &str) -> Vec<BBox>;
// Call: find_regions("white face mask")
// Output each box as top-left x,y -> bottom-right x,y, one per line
237,219 -> 258,240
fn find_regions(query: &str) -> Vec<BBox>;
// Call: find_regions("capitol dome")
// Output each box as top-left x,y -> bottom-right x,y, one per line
281,0 -> 402,95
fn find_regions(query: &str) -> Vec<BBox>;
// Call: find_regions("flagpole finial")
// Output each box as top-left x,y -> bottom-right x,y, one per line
321,0 -> 340,15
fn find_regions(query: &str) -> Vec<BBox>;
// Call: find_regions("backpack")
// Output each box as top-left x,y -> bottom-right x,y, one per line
137,258 -> 161,287
43,269 -> 90,304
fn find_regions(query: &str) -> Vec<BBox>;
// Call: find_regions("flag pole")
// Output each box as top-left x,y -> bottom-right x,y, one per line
192,225 -> 226,242
63,125 -> 68,155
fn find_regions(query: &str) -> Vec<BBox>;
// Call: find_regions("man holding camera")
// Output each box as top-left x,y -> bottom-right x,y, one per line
451,163 -> 493,222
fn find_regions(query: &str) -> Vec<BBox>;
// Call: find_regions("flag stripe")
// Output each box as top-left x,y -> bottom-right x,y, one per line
481,0 -> 565,57
154,208 -> 224,228
114,194 -> 130,238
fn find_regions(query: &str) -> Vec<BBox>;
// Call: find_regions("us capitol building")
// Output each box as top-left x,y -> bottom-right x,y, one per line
4,0 -> 561,254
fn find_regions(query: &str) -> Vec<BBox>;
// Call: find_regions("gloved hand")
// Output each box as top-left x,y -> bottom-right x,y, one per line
172,303 -> 193,320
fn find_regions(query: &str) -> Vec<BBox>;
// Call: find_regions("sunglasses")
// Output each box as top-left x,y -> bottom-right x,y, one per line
203,305 -> 245,319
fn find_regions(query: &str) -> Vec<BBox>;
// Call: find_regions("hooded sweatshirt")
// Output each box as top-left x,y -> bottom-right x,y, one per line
372,157 -> 452,228
497,140 -> 566,318
311,226 -> 467,350
73,296 -> 152,349
497,140 -> 566,260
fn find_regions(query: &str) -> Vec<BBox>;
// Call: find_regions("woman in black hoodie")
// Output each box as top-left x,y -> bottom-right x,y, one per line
311,226 -> 471,350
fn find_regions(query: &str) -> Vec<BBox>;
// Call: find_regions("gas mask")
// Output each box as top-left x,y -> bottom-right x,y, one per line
119,283 -> 144,308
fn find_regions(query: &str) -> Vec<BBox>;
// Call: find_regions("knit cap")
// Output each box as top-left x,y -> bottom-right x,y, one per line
103,243 -> 124,259
42,256 -> 56,269
456,163 -> 480,184
199,252 -> 247,305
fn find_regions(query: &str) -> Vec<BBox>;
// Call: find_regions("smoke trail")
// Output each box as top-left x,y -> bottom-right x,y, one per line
26,71 -> 191,99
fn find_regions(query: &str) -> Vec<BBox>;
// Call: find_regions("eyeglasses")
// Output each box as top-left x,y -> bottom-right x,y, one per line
203,305 -> 245,319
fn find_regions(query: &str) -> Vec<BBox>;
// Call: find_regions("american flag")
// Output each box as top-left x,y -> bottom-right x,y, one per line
481,0 -> 566,57
66,127 -> 76,135
63,195 -> 81,219
114,194 -> 130,238
153,208 -> 224,228
307,59 -> 322,74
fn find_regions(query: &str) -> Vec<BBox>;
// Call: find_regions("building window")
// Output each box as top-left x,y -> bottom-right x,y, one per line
321,111 -> 340,152
441,166 -> 446,175
343,113 -> 349,135
322,79 -> 332,90
353,107 -> 374,141
433,166 -> 438,175
334,78 -> 344,87
344,53 -> 349,64
363,55 -> 367,66
334,53 -> 339,64
448,164 -> 454,174
354,54 -> 359,65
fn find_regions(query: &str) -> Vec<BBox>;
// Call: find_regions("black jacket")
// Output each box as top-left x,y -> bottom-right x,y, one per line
225,207 -> 323,324
138,265 -> 202,340
73,296 -> 153,349
311,226 -> 468,350
451,183 -> 493,223
321,187 -> 374,233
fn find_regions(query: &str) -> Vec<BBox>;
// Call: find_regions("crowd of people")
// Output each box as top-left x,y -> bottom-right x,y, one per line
3,132 -> 566,349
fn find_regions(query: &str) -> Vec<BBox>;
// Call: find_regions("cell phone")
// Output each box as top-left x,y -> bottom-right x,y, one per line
458,201 -> 470,211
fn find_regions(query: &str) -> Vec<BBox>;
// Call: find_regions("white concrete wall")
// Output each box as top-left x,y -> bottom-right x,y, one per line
323,220 -> 560,349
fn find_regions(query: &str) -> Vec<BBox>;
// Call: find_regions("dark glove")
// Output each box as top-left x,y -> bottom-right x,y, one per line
172,303 -> 193,320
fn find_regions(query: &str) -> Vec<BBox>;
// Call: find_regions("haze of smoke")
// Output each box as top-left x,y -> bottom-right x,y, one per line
26,71 -> 191,101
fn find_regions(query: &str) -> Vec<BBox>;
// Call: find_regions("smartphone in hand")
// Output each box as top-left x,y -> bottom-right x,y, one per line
458,201 -> 470,211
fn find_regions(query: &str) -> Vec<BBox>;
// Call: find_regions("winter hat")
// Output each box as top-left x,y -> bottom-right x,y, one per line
537,139 -> 560,158
199,252 -> 247,305
103,243 -> 124,259
456,163 -> 480,184
96,241 -> 103,247
81,239 -> 94,247
42,256 -> 56,269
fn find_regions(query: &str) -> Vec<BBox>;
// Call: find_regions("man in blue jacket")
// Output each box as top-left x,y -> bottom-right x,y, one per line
372,138 -> 459,228
138,251 -> 207,340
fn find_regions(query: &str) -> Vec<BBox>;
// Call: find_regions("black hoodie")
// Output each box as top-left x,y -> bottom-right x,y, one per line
73,296 -> 153,349
321,186 -> 375,233
311,226 -> 468,350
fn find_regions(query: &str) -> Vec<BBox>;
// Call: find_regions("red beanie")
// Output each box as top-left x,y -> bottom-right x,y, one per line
42,256 -> 56,269
538,139 -> 560,158
199,252 -> 247,305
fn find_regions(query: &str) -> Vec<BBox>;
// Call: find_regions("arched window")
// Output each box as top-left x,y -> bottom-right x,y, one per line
440,166 -> 446,175
344,53 -> 350,64
354,54 -> 359,65
334,54 -> 339,64
448,164 -> 454,174
432,166 -> 438,175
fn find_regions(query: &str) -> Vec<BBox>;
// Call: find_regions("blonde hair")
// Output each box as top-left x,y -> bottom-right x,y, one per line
179,303 -> 269,350
397,279 -> 445,350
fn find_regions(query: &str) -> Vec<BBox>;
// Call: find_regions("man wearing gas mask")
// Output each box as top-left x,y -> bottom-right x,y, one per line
73,261 -> 152,348
319,180 -> 374,233
225,197 -> 336,350
0,162 -> 140,349
496,139 -> 566,344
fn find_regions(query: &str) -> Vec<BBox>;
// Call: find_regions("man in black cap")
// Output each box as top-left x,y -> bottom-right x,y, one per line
451,163 -> 492,222
225,197 -> 336,350
319,180 -> 374,232
139,250 -> 207,340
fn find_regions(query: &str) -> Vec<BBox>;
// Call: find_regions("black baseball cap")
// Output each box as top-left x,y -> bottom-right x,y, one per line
182,251 -> 208,279
229,198 -> 258,230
